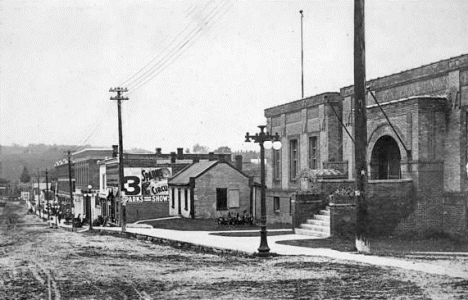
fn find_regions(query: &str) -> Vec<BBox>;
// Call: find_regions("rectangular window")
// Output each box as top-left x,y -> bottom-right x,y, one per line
184,189 -> 188,210
290,139 -> 298,180
177,189 -> 181,211
228,189 -> 240,208
309,136 -> 318,169
216,188 -> 228,210
273,150 -> 281,180
171,188 -> 175,208
289,198 -> 292,215
273,197 -> 280,213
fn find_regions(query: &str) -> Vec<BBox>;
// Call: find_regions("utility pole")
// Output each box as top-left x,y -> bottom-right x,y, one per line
37,169 -> 40,218
300,10 -> 304,99
110,87 -> 128,233
67,150 -> 75,232
354,0 -> 370,253
45,168 -> 49,222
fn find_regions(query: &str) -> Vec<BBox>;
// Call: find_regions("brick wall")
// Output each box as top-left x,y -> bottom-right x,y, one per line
373,76 -> 447,104
441,193 -> 468,237
326,103 -> 343,162
413,161 -> 444,195
367,179 -> 416,236
264,189 -> 294,224
126,202 -> 169,223
330,204 -> 356,237
341,54 -> 468,98
342,96 -> 354,179
291,192 -> 326,227
305,179 -> 415,237
444,109 -> 462,191
194,163 -> 250,219
396,192 -> 468,238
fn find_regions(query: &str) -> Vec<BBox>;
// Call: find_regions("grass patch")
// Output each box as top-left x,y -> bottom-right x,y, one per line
370,236 -> 468,255
277,235 -> 468,255
211,230 -> 294,237
277,237 -> 357,252
143,218 -> 291,232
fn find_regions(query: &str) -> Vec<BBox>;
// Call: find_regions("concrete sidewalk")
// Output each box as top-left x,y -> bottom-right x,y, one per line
89,225 -> 468,280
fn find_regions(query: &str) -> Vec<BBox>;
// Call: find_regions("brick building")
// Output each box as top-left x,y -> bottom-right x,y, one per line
54,158 -> 75,219
70,148 -> 114,224
168,158 -> 251,219
99,147 -> 234,223
264,54 -> 468,237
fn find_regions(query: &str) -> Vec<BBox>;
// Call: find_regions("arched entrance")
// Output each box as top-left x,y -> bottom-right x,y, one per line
370,135 -> 401,180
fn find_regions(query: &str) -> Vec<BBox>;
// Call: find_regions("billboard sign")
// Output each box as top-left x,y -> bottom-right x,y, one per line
122,167 -> 172,203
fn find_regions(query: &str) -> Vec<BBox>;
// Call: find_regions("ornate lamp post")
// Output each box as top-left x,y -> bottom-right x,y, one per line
83,185 -> 94,230
245,125 -> 282,256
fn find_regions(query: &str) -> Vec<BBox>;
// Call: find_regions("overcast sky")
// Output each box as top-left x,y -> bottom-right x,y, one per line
1,0 -> 467,153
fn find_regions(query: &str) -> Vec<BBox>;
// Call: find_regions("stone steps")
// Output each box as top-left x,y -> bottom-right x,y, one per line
296,207 -> 331,238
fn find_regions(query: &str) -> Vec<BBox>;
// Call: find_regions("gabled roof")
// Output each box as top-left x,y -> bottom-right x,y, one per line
169,160 -> 218,186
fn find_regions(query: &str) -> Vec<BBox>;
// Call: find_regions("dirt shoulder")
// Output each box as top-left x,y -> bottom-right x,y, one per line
1,201 -> 467,299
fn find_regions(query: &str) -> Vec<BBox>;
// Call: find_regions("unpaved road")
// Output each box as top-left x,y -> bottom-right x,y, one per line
1,201 -> 467,299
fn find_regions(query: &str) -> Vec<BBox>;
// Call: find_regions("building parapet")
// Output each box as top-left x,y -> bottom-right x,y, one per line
265,92 -> 341,118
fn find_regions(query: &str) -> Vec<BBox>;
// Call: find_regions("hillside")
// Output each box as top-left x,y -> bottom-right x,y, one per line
0,144 -> 259,183
0,144 -> 81,182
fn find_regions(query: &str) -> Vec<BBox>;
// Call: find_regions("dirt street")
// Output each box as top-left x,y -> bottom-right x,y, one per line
1,201 -> 467,299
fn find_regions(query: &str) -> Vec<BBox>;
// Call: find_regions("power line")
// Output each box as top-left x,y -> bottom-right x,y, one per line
127,0 -> 233,95
125,0 -> 230,91
70,104 -> 114,152
117,0 -> 216,87
69,1 -> 233,152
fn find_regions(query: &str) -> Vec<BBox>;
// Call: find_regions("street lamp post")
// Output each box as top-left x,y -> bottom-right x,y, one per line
84,185 -> 93,230
245,125 -> 282,257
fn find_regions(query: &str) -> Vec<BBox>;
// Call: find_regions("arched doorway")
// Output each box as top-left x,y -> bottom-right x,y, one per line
370,135 -> 401,180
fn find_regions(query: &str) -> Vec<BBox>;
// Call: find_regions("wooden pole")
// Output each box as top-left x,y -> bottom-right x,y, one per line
110,87 -> 128,233
354,0 -> 370,253
68,150 -> 75,232
45,169 -> 49,223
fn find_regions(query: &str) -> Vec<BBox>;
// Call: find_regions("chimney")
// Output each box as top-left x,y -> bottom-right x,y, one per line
177,148 -> 184,159
112,145 -> 118,158
155,148 -> 162,154
208,152 -> 216,161
235,155 -> 243,171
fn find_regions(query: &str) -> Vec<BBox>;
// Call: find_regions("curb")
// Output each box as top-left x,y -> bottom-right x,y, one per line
90,228 -> 275,258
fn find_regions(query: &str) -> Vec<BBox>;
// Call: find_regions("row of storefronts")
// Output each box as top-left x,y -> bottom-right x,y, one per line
53,147 -> 248,225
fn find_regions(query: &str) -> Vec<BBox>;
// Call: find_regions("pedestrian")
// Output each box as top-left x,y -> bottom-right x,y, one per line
76,213 -> 82,227
58,211 -> 62,225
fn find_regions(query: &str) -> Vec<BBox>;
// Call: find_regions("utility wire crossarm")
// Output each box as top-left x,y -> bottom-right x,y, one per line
109,87 -> 129,101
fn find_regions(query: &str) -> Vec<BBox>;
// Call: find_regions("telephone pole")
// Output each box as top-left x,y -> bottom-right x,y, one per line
110,87 -> 128,233
67,150 -> 75,232
354,0 -> 370,253
37,169 -> 40,218
300,10 -> 304,99
45,168 -> 49,221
